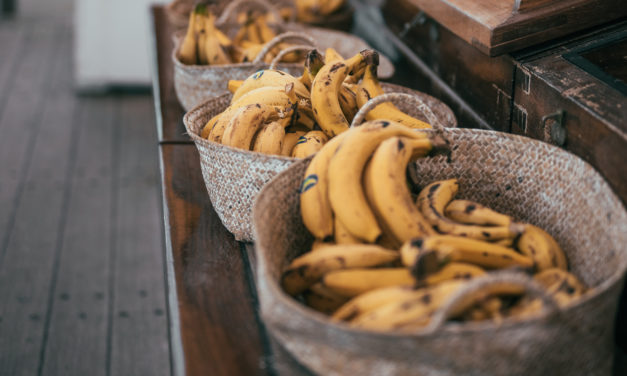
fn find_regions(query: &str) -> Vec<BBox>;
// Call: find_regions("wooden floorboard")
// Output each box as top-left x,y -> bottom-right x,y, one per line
109,96 -> 170,376
39,97 -> 116,376
0,2 -> 171,375
0,22 -> 71,376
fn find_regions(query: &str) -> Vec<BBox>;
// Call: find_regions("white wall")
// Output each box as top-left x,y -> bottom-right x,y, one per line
75,0 -> 168,89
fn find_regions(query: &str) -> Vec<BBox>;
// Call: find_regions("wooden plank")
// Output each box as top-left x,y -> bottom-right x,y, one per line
243,243 -> 314,376
109,95 -> 170,376
0,22 -> 60,247
159,144 -> 269,376
0,23 -> 75,376
406,0 -> 627,55
39,97 -> 115,376
150,5 -> 190,143
0,22 -> 26,115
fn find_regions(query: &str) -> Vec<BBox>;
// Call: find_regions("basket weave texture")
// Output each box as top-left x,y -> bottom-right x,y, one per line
184,84 -> 456,241
172,24 -> 396,111
252,128 -> 627,376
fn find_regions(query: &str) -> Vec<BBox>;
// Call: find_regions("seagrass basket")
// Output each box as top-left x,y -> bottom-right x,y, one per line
251,127 -> 627,375
183,85 -> 456,241
172,0 -> 394,111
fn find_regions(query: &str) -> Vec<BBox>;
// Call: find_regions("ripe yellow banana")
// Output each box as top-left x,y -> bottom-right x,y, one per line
356,65 -> 431,129
322,268 -> 414,298
516,224 -> 568,271
417,179 -> 524,241
444,199 -> 513,227
338,83 -> 359,123
303,282 -> 349,314
324,47 -> 343,64
291,130 -> 329,158
327,120 -> 428,243
349,281 -> 465,331
231,69 -> 310,103
222,104 -> 281,150
280,131 -> 306,156
201,113 -> 221,139
203,32 -> 231,65
227,79 -> 243,94
406,235 -> 535,274
281,244 -> 399,296
334,216 -> 362,245
534,268 -> 586,306
331,285 -> 417,322
311,50 -> 378,137
318,0 -> 345,16
298,49 -> 324,90
362,136 -> 436,244
299,132 -> 349,240
195,10 -> 208,65
252,121 -> 286,155
231,83 -> 299,111
178,10 -> 198,64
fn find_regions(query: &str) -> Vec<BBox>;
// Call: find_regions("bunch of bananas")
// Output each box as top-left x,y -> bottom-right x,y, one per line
178,4 -> 304,66
280,125 -> 588,331
200,47 -> 433,158
279,0 -> 347,24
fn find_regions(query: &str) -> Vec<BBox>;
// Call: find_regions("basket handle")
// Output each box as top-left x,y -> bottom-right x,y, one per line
215,0 -> 283,27
252,32 -> 317,64
350,92 -> 444,130
423,271 -> 561,333
269,45 -> 316,70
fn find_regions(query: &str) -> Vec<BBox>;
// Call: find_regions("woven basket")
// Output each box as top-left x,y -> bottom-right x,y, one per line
252,127 -> 627,375
183,84 -> 456,241
172,0 -> 394,111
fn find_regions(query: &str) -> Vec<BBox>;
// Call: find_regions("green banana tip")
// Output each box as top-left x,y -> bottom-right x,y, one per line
194,3 -> 208,15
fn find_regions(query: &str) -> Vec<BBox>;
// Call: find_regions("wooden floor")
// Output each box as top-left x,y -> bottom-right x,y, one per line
0,1 -> 171,375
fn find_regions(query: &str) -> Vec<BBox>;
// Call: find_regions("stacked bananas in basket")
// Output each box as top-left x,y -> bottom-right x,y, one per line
280,123 -> 588,331
279,0 -> 347,24
200,47 -> 432,157
178,4 -> 304,65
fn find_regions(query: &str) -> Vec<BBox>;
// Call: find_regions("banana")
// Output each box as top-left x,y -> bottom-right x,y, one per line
281,131 -> 306,156
334,216 -> 362,245
534,268 -> 586,306
516,224 -> 568,271
281,244 -> 399,296
255,16 -> 276,43
299,132 -> 350,240
222,104 -> 281,150
227,80 -> 243,94
200,113 -> 221,139
178,10 -> 198,64
231,69 -> 310,103
417,179 -> 524,241
362,136 -> 436,244
444,199 -> 513,227
349,281 -> 465,330
405,235 -> 535,274
195,9 -> 208,64
331,285 -> 417,322
338,83 -> 359,123
311,239 -> 335,252
418,262 -> 486,286
311,50 -> 378,137
324,47 -> 343,64
327,120 -> 429,243
303,282 -> 349,314
322,268 -> 414,298
356,65 -> 431,129
203,32 -> 231,65
318,0 -> 345,16
252,121 -> 286,155
291,130 -> 329,158
231,83 -> 299,111
299,49 -> 324,90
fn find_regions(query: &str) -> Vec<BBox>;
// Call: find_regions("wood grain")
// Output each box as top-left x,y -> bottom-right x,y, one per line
109,96 -> 170,376
408,0 -> 627,55
40,97 -> 114,376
